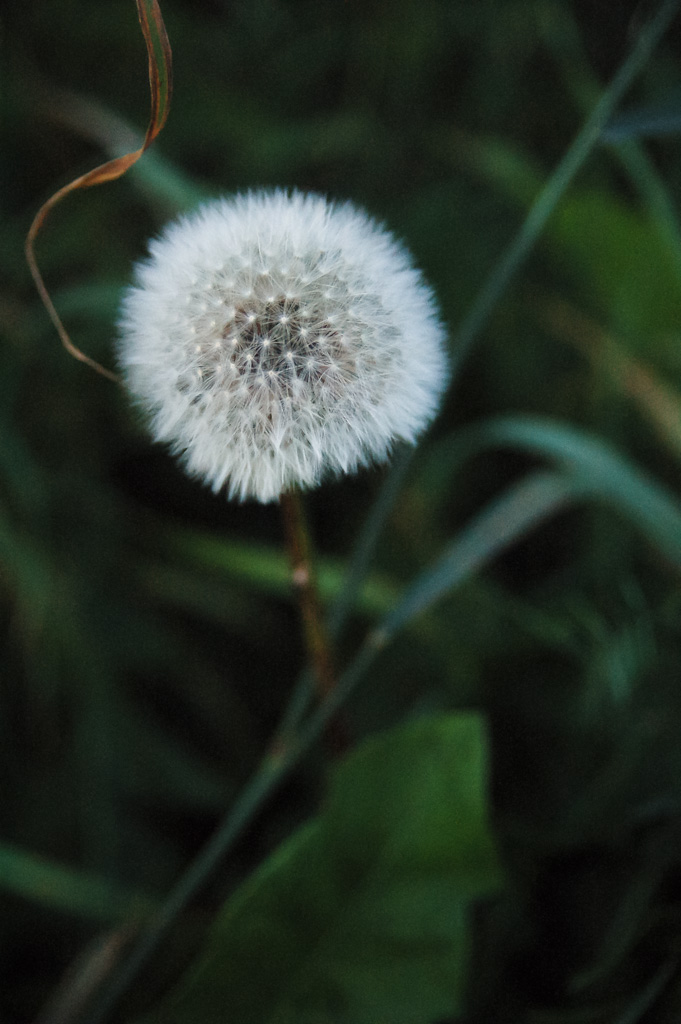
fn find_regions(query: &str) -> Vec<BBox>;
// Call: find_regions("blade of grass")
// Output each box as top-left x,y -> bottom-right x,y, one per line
170,531 -> 399,617
437,417 -> 681,565
0,842 -> 154,923
613,956 -> 677,1024
536,3 -> 681,281
44,90 -> 210,214
25,0 -> 172,379
374,470 -> 580,643
328,443 -> 415,639
36,929 -> 138,1024
86,757 -> 286,1024
450,0 -> 681,376
602,102 -> 681,141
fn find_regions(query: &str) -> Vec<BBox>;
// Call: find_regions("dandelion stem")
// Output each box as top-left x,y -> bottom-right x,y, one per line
280,489 -> 348,754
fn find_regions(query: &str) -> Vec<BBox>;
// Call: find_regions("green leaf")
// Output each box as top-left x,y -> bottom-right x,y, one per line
153,714 -> 501,1024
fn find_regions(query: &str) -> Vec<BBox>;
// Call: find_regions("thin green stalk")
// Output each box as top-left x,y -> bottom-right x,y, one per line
275,444 -> 415,745
280,490 -> 337,703
536,2 -> 681,283
86,645 -> 373,1024
279,489 -> 347,755
85,757 -> 286,1024
328,443 -> 414,640
450,0 -> 681,375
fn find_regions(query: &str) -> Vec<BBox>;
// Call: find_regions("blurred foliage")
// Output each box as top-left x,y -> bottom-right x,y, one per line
152,715 -> 501,1024
3,0 -> 681,1022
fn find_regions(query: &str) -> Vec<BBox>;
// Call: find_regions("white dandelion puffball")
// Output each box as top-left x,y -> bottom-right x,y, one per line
118,189 -> 448,502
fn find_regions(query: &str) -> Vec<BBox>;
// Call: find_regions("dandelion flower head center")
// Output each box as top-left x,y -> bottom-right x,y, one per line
178,253 -> 364,409
119,190 -> 448,502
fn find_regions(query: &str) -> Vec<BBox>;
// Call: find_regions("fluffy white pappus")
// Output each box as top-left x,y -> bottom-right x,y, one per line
118,189 -> 449,502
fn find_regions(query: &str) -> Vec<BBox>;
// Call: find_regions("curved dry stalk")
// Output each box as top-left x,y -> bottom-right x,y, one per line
25,0 -> 173,380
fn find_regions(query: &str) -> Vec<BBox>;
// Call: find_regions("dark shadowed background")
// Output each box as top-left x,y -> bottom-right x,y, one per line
3,1 -> 681,1021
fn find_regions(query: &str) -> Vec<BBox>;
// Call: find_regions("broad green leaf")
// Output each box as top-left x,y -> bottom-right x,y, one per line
152,714 -> 501,1024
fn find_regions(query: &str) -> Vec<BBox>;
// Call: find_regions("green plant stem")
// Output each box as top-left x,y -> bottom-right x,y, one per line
273,445 -> 415,747
279,489 -> 347,755
536,4 -> 681,284
86,642 -> 375,1024
85,757 -> 287,1024
280,490 -> 337,703
450,0 -> 681,377
87,496 -> 350,1022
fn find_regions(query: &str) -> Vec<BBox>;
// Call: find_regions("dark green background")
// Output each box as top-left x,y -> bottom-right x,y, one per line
3,1 -> 681,1021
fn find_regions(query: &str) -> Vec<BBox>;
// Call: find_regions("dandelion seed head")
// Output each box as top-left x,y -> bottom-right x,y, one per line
118,189 -> 449,502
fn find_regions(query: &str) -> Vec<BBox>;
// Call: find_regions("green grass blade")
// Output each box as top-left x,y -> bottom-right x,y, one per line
378,470 -> 579,641
450,0 -> 681,374
444,417 -> 681,565
328,443 -> 415,638
0,843 -> 154,923
536,4 -> 681,285
613,957 -> 677,1024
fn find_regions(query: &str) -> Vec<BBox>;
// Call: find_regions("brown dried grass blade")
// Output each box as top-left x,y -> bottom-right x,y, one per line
25,0 -> 173,381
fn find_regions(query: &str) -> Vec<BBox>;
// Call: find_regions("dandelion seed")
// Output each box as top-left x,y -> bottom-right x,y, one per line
118,189 -> 449,502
